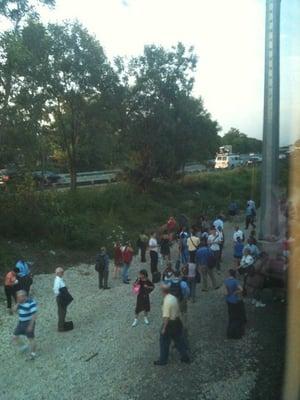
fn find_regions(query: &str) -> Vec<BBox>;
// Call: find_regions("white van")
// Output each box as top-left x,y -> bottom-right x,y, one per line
215,154 -> 243,169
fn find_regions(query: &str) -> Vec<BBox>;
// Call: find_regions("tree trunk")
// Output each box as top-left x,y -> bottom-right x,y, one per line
70,162 -> 77,191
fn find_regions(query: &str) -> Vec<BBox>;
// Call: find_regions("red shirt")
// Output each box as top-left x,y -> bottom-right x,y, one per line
114,246 -> 123,264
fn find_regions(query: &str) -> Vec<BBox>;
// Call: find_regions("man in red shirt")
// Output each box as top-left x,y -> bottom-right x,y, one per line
4,267 -> 19,314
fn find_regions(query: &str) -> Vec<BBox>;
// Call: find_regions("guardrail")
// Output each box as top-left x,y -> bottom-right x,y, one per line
58,169 -> 121,185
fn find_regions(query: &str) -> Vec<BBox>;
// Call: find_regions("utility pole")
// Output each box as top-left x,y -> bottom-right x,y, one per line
259,0 -> 281,240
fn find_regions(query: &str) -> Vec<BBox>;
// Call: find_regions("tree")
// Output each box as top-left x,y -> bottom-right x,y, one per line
221,128 -> 262,154
0,0 -> 55,30
47,22 -> 120,190
122,43 -> 220,189
0,21 -> 52,168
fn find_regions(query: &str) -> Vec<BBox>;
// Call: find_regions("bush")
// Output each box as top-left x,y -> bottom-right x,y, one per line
0,169 -> 262,254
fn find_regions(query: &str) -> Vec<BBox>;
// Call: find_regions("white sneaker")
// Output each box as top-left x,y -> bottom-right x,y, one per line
144,317 -> 149,325
132,319 -> 138,327
255,301 -> 266,308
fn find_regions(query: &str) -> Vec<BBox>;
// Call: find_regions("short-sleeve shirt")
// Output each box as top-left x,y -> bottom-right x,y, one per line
162,294 -> 180,320
208,234 -> 221,251
18,298 -> 37,322
224,278 -> 240,304
187,236 -> 200,252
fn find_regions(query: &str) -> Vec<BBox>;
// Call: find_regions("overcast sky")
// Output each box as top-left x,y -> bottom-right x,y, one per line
38,0 -> 300,145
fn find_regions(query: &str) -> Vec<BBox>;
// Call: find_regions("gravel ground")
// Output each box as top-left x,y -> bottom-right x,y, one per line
0,221 -> 284,400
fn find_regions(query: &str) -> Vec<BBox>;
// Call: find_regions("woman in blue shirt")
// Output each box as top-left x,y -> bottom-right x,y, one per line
224,269 -> 247,339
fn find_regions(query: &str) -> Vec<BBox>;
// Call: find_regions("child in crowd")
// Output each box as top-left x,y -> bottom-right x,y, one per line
132,270 -> 154,327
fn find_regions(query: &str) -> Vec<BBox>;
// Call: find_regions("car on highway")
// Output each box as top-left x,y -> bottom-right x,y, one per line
215,154 -> 243,169
246,156 -> 262,166
32,171 -> 62,186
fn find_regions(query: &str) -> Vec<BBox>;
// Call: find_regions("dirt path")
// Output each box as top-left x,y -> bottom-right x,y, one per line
0,219 -> 284,400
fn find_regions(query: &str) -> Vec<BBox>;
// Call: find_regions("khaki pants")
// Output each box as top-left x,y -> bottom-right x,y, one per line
199,265 -> 217,290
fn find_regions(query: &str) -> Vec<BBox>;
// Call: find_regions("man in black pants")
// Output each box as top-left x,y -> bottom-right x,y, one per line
95,247 -> 110,289
154,284 -> 190,365
149,232 -> 159,280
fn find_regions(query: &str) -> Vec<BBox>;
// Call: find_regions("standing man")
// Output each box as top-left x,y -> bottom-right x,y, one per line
196,243 -> 219,291
154,283 -> 190,366
12,290 -> 37,360
95,247 -> 110,289
149,233 -> 159,281
138,231 -> 148,263
245,203 -> 256,230
207,227 -> 222,273
53,267 -> 73,332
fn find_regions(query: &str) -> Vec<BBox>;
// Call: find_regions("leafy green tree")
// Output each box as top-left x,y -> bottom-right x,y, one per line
0,0 -> 55,29
0,21 -> 52,168
221,127 -> 262,154
47,22 -> 120,190
122,43 -> 220,189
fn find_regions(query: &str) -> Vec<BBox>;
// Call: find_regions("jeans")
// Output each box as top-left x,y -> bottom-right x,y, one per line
159,319 -> 189,364
187,278 -> 196,302
180,249 -> 189,264
122,263 -> 130,282
98,269 -> 109,288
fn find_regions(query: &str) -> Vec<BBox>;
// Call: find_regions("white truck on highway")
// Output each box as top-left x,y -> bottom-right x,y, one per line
215,146 -> 243,169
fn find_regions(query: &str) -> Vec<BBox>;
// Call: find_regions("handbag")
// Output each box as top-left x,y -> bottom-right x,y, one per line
132,282 -> 141,295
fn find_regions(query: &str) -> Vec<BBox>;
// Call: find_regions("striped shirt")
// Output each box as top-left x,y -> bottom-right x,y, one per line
18,298 -> 37,322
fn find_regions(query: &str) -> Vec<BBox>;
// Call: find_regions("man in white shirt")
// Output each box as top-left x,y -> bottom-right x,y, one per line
208,227 -> 222,272
149,232 -> 159,280
154,284 -> 190,366
233,226 -> 244,242
53,267 -> 71,332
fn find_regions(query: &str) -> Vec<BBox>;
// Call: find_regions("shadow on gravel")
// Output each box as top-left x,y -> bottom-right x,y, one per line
250,302 -> 286,400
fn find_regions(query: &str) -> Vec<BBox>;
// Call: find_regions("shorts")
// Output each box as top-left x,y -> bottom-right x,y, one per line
14,321 -> 35,339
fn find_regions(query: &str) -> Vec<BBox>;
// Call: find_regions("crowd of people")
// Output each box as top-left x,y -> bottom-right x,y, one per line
3,198 -> 290,364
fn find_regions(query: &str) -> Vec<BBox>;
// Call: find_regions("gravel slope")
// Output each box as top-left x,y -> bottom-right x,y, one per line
0,222 -> 273,400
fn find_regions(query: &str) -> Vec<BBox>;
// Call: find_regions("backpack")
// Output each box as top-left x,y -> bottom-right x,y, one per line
170,281 -> 183,301
95,254 -> 106,272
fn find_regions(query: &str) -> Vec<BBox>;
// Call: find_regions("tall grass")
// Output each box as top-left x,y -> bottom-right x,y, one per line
0,168 -> 262,255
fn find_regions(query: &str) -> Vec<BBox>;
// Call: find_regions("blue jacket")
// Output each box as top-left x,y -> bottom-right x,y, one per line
96,252 -> 110,272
